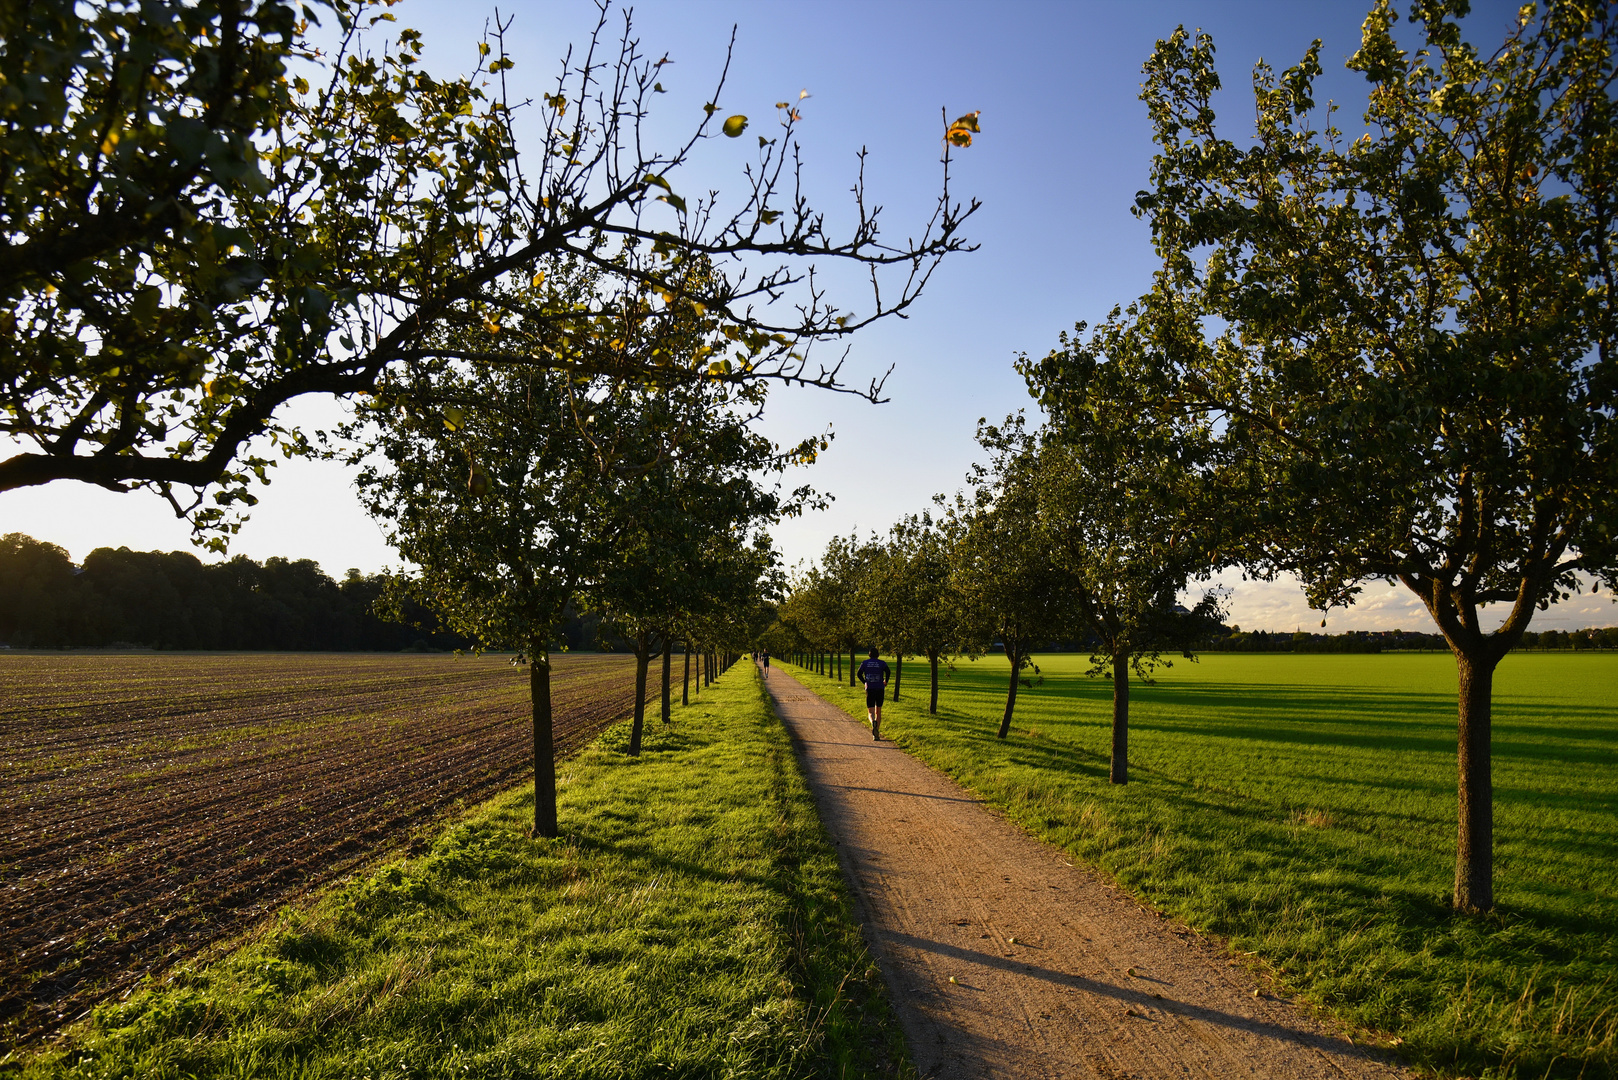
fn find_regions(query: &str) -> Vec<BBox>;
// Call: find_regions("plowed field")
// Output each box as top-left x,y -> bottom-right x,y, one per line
0,652 -> 637,1050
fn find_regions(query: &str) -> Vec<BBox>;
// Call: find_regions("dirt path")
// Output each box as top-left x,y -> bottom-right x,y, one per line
763,667 -> 1407,1080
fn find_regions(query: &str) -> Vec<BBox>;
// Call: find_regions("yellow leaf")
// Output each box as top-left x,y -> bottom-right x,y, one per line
946,111 -> 982,148
482,314 -> 501,334
531,270 -> 546,289
722,115 -> 748,137
443,406 -> 465,431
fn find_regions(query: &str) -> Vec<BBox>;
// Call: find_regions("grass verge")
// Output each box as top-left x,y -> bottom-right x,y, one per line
783,653 -> 1617,1080
15,661 -> 910,1080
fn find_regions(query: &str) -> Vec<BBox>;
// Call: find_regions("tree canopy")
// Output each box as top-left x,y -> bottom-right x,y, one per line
1130,0 -> 1617,910
2,0 -> 978,546
950,416 -> 1078,739
1022,310 -> 1228,783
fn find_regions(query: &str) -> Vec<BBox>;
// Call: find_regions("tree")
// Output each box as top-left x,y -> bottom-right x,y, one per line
851,534 -> 907,693
2,0 -> 978,544
1132,2 -> 1618,909
572,284 -> 805,751
771,574 -> 827,670
0,534 -> 82,646
820,534 -> 868,685
1022,312 -> 1228,784
587,375 -> 796,755
893,512 -> 966,715
949,415 -> 1077,739
351,359 -> 598,838
858,514 -> 963,712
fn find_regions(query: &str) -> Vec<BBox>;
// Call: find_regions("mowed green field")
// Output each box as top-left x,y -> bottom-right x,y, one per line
791,651 -> 1618,1079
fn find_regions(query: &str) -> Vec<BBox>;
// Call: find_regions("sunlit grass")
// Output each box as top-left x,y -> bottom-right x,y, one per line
791,651 -> 1618,1080
16,663 -> 910,1080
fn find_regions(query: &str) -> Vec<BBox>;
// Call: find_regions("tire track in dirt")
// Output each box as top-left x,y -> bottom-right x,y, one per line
0,652 -> 637,1050
765,667 -> 1408,1079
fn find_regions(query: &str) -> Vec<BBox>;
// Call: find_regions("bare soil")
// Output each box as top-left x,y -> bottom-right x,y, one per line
765,667 -> 1409,1079
0,652 -> 636,1050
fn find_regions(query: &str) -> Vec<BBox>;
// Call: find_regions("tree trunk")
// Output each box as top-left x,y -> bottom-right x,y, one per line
1110,650 -> 1129,785
531,657 -> 557,838
929,651 -> 940,714
836,649 -> 843,682
892,654 -> 902,701
628,635 -> 650,756
661,635 -> 673,724
1454,647 -> 1497,912
997,647 -> 1020,740
682,642 -> 690,706
850,647 -> 857,685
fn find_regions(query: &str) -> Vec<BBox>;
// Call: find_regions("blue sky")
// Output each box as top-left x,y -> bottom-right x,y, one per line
7,0 -> 1615,632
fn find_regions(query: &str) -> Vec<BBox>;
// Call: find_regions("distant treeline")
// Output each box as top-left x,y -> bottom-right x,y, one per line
0,534 -> 475,650
0,533 -> 475,651
1202,626 -> 1618,653
0,534 -> 622,653
1019,625 -> 1618,655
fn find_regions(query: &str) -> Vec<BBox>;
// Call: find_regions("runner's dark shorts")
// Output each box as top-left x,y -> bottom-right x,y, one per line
865,683 -> 884,708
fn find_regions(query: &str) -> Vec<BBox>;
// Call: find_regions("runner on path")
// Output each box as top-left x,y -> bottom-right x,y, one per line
855,648 -> 891,740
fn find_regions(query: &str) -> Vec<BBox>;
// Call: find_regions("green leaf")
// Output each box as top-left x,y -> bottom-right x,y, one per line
657,193 -> 687,214
130,287 -> 161,328
722,115 -> 748,138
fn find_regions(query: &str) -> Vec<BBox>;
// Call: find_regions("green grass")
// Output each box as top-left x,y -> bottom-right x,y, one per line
16,663 -> 911,1080
788,651 -> 1618,1080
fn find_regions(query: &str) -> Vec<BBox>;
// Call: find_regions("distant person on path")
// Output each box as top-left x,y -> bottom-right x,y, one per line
762,652 -> 771,675
856,649 -> 891,740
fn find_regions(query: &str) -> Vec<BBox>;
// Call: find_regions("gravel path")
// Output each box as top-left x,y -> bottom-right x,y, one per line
763,666 -> 1408,1079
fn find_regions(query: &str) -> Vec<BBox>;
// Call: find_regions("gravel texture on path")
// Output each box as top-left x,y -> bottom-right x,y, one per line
763,665 -> 1409,1080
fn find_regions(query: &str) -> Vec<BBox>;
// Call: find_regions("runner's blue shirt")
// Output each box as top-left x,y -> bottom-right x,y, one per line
856,658 -> 891,687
